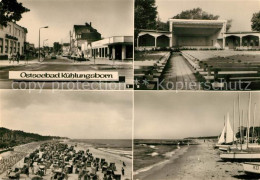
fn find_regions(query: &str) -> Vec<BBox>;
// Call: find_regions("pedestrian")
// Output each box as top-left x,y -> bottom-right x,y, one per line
12,53 -> 15,64
16,51 -> 20,64
81,51 -> 84,58
121,167 -> 124,176
123,161 -> 126,167
8,53 -> 12,64
25,53 -> 29,64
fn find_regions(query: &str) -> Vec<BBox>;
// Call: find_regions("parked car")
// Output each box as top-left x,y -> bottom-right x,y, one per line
51,53 -> 57,59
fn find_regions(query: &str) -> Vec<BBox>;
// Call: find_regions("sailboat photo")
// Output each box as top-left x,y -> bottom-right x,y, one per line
220,93 -> 260,162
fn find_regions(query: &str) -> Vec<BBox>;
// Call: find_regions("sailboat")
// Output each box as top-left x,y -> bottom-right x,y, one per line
220,93 -> 260,161
216,113 -> 237,151
243,162 -> 260,175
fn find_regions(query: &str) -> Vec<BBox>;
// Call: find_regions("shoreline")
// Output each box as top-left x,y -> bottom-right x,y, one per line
133,146 -> 184,176
134,145 -> 190,180
67,141 -> 132,180
134,140 -> 245,180
1,140 -> 132,179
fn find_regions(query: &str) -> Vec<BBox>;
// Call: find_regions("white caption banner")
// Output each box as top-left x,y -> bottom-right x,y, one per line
9,71 -> 119,81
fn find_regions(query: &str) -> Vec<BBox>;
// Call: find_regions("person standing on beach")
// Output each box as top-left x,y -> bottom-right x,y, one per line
121,167 -> 124,176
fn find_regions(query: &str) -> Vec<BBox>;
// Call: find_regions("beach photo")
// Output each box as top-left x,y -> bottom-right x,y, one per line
134,0 -> 260,90
0,90 -> 133,179
134,91 -> 260,179
0,0 -> 134,90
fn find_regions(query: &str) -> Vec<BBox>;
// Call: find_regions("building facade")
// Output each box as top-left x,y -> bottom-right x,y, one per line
72,22 -> 101,53
224,32 -> 260,49
0,22 -> 27,58
137,19 -> 227,49
62,43 -> 70,55
82,36 -> 133,60
137,19 -> 260,50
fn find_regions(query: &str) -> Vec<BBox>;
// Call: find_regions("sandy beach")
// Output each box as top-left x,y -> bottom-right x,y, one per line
134,140 -> 246,180
0,141 -> 43,176
70,141 -> 132,180
0,140 -> 132,180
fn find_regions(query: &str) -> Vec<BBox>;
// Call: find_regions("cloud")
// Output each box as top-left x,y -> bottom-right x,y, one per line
134,92 -> 260,139
0,90 -> 133,139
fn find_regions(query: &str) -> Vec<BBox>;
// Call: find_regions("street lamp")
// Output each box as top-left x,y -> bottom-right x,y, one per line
38,26 -> 48,61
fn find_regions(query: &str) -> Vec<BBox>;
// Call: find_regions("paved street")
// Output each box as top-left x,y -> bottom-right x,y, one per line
160,54 -> 200,90
0,56 -> 133,90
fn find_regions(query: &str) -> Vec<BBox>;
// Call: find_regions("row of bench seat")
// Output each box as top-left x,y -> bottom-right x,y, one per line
134,52 -> 171,89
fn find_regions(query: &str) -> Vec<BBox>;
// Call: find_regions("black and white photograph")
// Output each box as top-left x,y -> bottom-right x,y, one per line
134,91 -> 260,179
0,90 -> 133,179
134,0 -> 260,90
1,0 -> 260,179
0,0 -> 134,90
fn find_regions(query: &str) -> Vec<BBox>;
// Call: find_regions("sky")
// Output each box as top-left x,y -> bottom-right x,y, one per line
156,0 -> 260,32
17,0 -> 133,46
134,92 -> 260,139
0,90 -> 133,139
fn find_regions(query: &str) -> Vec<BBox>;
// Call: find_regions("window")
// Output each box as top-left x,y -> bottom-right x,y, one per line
5,40 -> 9,53
18,42 -> 20,53
10,41 -> 13,53
8,24 -> 11,33
14,42 -> 16,53
0,38 -> 3,53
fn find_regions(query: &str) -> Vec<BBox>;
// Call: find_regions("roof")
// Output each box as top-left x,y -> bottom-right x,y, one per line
62,43 -> 70,46
169,19 -> 227,26
138,29 -> 171,34
73,23 -> 100,35
10,22 -> 28,33
225,31 -> 260,34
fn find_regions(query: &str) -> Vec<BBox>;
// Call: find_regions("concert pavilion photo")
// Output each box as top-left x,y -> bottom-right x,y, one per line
134,1 -> 260,91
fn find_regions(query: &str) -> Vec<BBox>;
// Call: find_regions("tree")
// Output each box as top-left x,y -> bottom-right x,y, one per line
226,19 -> 232,32
251,11 -> 260,31
156,16 -> 169,31
0,0 -> 30,27
135,0 -> 158,30
53,42 -> 62,53
173,8 -> 219,20
172,8 -> 232,32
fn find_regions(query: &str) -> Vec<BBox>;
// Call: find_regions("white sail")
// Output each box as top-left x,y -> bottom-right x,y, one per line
218,126 -> 225,144
226,113 -> 237,143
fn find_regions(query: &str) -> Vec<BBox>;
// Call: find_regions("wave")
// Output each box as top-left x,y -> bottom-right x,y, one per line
134,147 -> 181,176
149,145 -> 158,149
98,148 -> 132,158
150,152 -> 159,157
134,158 -> 170,176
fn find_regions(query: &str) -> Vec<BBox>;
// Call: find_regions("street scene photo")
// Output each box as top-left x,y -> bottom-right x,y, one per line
0,0 -> 133,90
134,91 -> 260,179
134,0 -> 260,90
0,90 -> 133,179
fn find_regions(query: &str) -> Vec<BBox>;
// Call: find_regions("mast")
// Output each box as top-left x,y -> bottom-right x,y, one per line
224,115 -> 226,143
247,111 -> 249,148
247,92 -> 251,149
238,93 -> 242,150
242,110 -> 244,145
233,100 -> 235,145
253,103 -> 256,143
